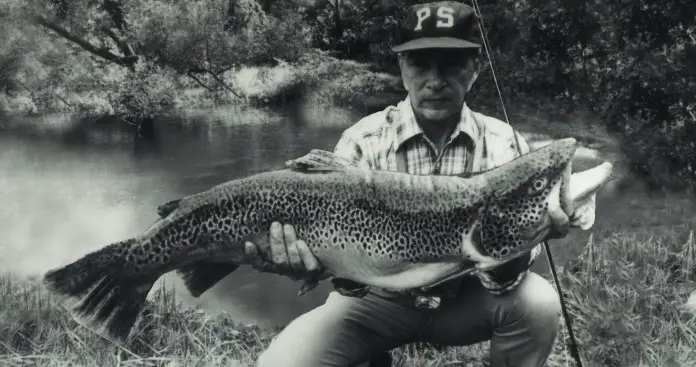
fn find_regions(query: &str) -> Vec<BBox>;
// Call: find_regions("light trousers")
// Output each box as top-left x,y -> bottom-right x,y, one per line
257,272 -> 562,367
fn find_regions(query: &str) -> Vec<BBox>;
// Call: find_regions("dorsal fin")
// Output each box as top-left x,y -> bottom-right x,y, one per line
157,199 -> 182,218
285,149 -> 358,172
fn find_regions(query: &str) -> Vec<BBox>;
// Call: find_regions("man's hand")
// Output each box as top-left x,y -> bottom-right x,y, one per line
546,160 -> 573,239
243,222 -> 324,281
546,162 -> 606,239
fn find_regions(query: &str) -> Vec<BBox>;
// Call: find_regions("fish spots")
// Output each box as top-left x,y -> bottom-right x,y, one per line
476,165 -> 567,259
117,165 -> 573,279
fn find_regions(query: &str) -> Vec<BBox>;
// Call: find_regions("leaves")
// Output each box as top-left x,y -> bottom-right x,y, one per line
0,0 -> 693,188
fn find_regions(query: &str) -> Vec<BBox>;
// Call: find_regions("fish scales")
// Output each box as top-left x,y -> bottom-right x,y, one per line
143,169 -> 487,281
41,137 -> 616,346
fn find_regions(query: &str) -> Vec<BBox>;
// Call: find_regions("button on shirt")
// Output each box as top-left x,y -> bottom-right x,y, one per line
332,98 -> 542,296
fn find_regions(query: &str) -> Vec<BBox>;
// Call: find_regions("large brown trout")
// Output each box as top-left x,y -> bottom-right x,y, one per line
42,137 -> 613,346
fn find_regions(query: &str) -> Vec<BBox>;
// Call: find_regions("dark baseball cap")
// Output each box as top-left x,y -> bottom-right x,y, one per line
392,1 -> 483,53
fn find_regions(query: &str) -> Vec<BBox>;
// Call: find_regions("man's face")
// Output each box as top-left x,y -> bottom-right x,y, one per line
398,48 -> 480,123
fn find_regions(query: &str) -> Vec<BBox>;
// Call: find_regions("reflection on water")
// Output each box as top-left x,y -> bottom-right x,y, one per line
0,104 -> 358,327
0,102 -> 632,328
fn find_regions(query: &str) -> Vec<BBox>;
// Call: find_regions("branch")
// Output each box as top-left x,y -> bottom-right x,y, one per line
187,72 -> 214,92
15,79 -> 73,108
101,26 -> 135,57
207,71 -> 242,98
188,68 -> 243,98
100,0 -> 136,59
102,0 -> 128,31
33,15 -> 137,69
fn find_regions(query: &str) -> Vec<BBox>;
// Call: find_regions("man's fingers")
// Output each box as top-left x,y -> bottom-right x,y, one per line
296,239 -> 321,272
560,161 -> 573,217
283,224 -> 304,272
244,241 -> 258,260
547,179 -> 570,239
269,221 -> 289,267
547,204 -> 570,238
245,241 -> 273,272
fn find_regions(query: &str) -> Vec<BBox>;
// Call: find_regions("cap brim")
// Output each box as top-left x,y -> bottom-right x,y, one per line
392,37 -> 482,53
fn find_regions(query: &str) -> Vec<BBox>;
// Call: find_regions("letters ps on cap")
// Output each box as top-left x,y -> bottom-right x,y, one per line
392,1 -> 483,52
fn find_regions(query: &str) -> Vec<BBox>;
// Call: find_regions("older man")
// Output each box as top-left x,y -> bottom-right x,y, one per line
248,2 -> 581,366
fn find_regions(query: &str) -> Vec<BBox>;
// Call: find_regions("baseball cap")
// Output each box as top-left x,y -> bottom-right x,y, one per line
392,1 -> 483,53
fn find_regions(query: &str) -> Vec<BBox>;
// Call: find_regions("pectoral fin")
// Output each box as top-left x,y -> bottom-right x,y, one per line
178,262 -> 239,297
419,264 -> 477,292
297,271 -> 330,296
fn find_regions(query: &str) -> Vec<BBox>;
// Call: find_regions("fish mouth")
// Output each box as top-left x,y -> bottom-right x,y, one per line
522,215 -> 553,245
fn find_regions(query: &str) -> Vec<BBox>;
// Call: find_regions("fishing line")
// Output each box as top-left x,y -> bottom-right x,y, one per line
468,1 -> 584,366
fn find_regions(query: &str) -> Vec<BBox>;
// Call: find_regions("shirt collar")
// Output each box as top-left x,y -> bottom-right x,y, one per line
392,97 -> 478,151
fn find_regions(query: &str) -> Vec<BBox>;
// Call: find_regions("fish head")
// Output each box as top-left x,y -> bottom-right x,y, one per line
474,137 -> 577,262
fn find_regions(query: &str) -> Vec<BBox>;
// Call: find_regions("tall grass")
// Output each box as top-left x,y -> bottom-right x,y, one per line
1,116 -> 694,365
1,228 -> 695,365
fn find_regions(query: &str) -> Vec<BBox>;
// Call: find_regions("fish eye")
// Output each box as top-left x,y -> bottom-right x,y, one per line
527,177 -> 548,194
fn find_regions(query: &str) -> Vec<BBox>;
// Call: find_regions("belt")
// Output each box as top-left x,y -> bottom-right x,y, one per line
333,277 -> 467,309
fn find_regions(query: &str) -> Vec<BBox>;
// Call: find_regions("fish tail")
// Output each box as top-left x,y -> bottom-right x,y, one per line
42,238 -> 155,346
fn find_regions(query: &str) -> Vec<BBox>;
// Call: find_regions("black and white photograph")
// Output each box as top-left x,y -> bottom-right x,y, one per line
0,0 -> 694,366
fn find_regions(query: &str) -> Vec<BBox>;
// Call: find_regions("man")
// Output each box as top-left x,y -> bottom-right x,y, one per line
247,2 -> 587,366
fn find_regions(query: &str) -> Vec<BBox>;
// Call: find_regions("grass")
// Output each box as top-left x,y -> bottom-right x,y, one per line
1,190 -> 695,366
2,76 -> 695,365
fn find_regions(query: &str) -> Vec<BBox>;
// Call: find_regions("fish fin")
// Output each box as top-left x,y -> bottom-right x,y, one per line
285,149 -> 357,172
298,278 -> 318,296
157,198 -> 182,218
42,242 -> 155,346
177,262 -> 239,297
297,271 -> 331,296
419,265 -> 477,292
331,278 -> 370,297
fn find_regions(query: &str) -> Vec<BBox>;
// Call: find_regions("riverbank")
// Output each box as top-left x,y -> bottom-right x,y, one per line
0,51 -> 403,122
1,107 -> 694,365
1,191 -> 694,366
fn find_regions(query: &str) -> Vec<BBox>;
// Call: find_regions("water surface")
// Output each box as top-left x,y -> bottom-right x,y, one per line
0,104 -> 358,327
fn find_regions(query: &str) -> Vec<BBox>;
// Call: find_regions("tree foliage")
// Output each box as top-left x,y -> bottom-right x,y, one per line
305,0 -> 696,189
0,0 -> 694,189
1,0 -> 313,120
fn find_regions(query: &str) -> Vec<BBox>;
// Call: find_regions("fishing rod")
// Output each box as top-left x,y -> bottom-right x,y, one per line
468,1 -> 584,366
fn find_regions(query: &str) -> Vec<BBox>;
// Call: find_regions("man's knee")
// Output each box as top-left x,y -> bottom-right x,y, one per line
513,272 -> 562,334
256,304 -> 332,367
489,273 -> 561,366
256,291 -> 396,367
256,324 -> 300,367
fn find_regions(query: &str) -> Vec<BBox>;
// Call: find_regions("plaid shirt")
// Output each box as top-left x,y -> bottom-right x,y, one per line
333,98 -> 542,296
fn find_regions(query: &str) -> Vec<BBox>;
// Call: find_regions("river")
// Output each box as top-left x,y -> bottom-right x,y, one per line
0,103 -> 365,328
0,101 -> 635,330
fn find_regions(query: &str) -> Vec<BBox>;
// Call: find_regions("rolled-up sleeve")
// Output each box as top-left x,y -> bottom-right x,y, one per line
333,129 -> 374,170
333,132 -> 363,163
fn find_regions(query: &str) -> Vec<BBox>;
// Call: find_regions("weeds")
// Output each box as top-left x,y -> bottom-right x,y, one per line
1,224 -> 695,366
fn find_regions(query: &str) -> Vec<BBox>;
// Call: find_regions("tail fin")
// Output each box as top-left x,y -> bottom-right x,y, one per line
42,239 -> 155,346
